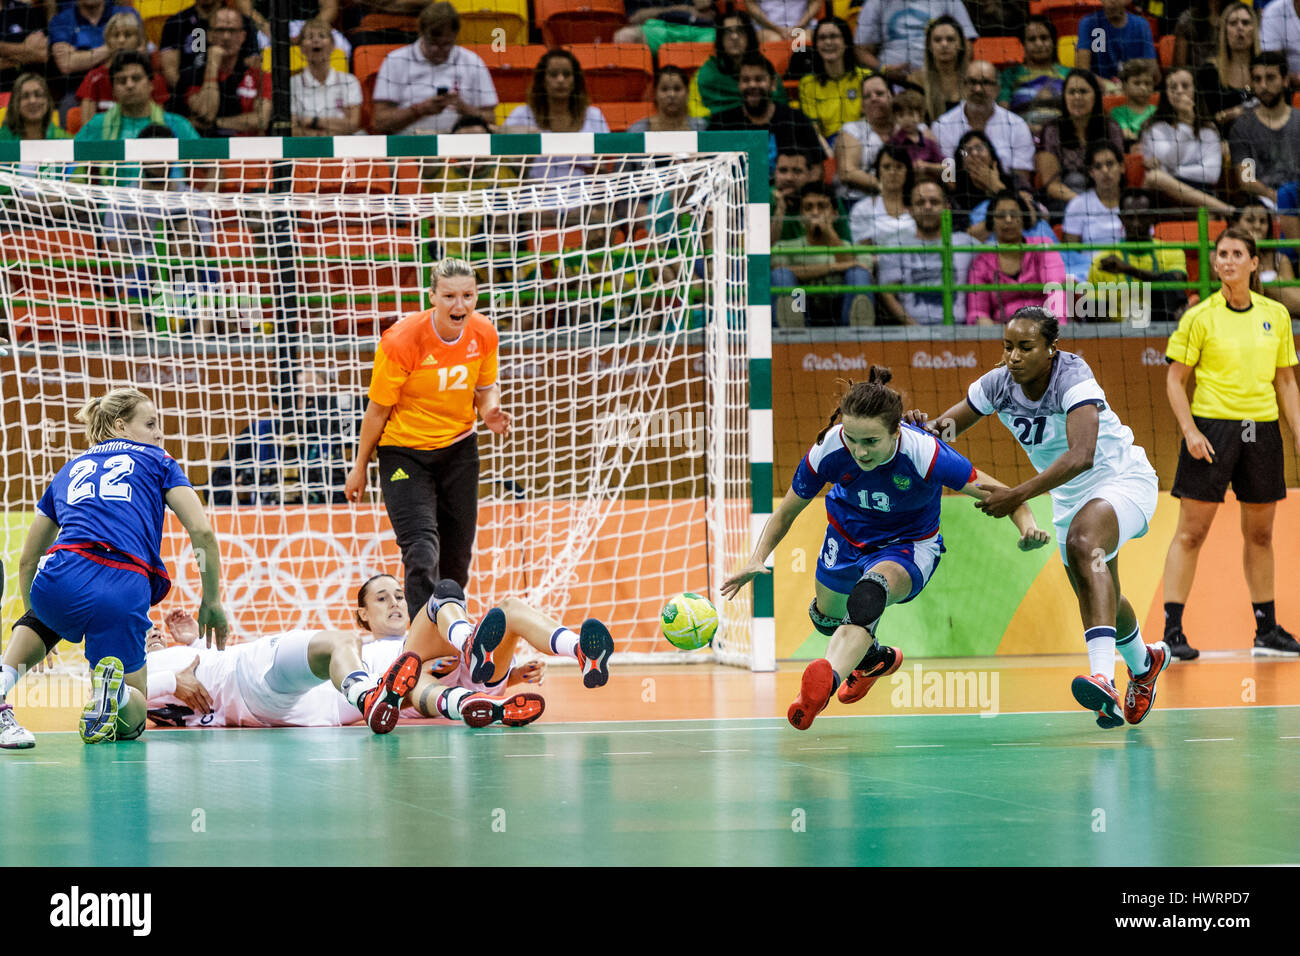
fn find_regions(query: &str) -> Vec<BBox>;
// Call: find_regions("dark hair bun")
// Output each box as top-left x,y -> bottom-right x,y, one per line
868,365 -> 892,386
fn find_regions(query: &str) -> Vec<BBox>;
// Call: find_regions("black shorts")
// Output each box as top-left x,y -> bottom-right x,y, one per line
1170,416 -> 1286,503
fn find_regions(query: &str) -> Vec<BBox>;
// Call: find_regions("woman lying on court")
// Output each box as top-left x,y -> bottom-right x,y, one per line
0,388 -> 229,750
907,306 -> 1171,728
145,573 -> 614,729
721,367 -> 1050,731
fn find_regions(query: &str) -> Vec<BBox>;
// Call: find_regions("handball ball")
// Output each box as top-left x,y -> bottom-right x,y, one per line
660,593 -> 718,650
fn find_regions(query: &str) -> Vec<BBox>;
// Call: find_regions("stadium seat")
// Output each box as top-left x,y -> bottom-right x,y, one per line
358,12 -> 419,34
760,41 -> 792,76
353,43 -> 402,132
450,0 -> 529,47
657,42 -> 713,78
1124,151 -> 1144,187
1030,0 -> 1101,43
261,46 -> 349,74
143,15 -> 169,49
972,36 -> 1023,67
1292,91 -> 1300,109
1157,34 -> 1175,70
468,44 -> 549,103
1103,92 -> 1157,113
600,100 -> 654,131
65,106 -> 83,135
571,43 -> 653,102
495,101 -> 522,125
535,0 -> 626,46
134,0 -> 190,23
293,159 -> 394,194
1154,219 -> 1227,282
8,301 -> 117,343
1057,35 -> 1075,68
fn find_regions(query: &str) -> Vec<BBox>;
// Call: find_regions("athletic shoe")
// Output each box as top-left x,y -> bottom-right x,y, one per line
80,656 -> 124,744
1071,673 -> 1124,729
360,652 -> 421,735
837,645 -> 902,705
0,703 -> 35,750
788,658 -> 835,731
576,618 -> 614,689
1123,642 -> 1170,725
1163,628 -> 1199,661
460,691 -> 546,729
464,607 -> 507,685
1252,625 -> 1300,658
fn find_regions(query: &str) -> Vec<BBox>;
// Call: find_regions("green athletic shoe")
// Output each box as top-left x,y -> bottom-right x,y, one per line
80,656 -> 124,744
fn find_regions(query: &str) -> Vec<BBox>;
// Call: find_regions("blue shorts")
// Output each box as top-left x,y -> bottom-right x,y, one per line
814,525 -> 945,603
29,550 -> 151,673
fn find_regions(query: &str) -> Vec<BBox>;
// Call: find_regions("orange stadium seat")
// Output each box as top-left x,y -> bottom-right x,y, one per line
972,36 -> 1024,67
535,0 -> 626,46
293,159 -> 394,194
1157,34 -> 1175,69
571,43 -> 653,102
353,43 -> 400,91
657,42 -> 713,78
469,44 -> 549,103
65,106 -> 83,135
760,41 -> 791,76
599,100 -> 654,131
1154,219 -> 1227,282
450,0 -> 529,46
1124,150 -> 1145,187
358,12 -> 420,33
8,301 -> 117,343
1029,0 -> 1100,43
1104,92 -> 1158,112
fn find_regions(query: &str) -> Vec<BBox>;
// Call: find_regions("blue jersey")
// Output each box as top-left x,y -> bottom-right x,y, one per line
791,423 -> 976,550
36,439 -> 191,605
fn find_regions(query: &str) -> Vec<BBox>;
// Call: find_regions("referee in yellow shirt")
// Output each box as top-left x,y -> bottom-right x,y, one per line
345,259 -> 511,618
1163,227 -> 1300,658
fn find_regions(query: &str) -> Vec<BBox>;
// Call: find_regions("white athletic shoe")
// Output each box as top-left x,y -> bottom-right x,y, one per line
0,703 -> 35,749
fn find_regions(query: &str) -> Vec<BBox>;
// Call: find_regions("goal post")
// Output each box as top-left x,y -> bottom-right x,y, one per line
0,131 -> 774,672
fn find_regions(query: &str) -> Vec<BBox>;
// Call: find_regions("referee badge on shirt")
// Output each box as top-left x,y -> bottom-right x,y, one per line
1263,321 -> 1272,332
893,475 -> 911,491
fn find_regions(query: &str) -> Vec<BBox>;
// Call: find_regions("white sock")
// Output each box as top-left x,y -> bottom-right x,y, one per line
444,620 -> 472,654
549,626 -> 579,660
341,670 -> 378,710
436,686 -> 473,720
1115,624 -> 1152,676
0,664 -> 18,700
1084,626 -> 1117,682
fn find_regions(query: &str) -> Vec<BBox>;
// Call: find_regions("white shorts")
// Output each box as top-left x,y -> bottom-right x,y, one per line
235,630 -> 320,726
1054,471 -> 1159,564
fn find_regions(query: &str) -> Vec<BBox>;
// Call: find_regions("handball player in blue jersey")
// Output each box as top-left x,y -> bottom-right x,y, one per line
0,388 -> 229,749
722,366 -> 1049,730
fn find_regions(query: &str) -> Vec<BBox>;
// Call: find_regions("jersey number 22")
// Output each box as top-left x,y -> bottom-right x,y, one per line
67,455 -> 135,504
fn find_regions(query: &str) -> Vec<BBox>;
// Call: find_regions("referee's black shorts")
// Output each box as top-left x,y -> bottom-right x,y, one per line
1171,416 -> 1287,503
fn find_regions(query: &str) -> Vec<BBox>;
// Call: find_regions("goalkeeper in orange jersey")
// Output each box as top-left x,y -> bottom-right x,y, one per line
344,258 -> 511,621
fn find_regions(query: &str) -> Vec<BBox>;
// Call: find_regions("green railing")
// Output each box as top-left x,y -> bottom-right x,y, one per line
770,206 -> 1300,325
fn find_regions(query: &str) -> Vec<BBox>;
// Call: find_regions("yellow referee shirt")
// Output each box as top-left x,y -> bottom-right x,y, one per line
1165,290 -> 1297,421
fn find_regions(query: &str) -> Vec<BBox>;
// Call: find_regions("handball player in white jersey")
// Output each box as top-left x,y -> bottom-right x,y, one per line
909,306 -> 1172,728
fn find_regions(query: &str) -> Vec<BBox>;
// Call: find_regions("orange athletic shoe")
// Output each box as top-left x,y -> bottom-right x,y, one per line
575,618 -> 614,688
464,607 -> 507,685
361,651 -> 421,734
1071,673 -> 1123,729
1123,641 -> 1170,725
788,658 -> 835,731
837,645 -> 902,705
461,692 -> 546,729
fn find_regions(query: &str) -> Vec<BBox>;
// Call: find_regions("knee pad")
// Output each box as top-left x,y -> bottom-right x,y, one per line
808,600 -> 841,637
425,578 -> 467,621
846,571 -> 889,630
14,610 -> 63,654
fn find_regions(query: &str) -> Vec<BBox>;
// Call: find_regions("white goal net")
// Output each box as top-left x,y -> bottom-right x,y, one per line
0,142 -> 755,670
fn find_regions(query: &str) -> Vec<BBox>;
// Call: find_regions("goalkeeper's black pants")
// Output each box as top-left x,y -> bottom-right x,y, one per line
377,435 -> 479,622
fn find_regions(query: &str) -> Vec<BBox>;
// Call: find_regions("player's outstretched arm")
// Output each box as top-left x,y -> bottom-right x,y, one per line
345,399 -> 394,501
721,488 -> 813,599
474,384 -> 511,436
974,404 -> 1102,520
17,514 -> 58,611
904,399 -> 983,443
165,485 -> 229,650
961,468 -> 1050,551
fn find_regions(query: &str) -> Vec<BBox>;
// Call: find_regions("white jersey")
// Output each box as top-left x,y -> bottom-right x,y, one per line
966,351 -> 1157,523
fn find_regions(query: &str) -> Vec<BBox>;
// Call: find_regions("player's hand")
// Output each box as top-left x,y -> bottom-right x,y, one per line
721,562 -> 770,600
197,600 -> 229,650
513,660 -> 546,684
482,406 -> 512,436
344,463 -> 368,502
173,656 -> 213,715
975,484 -> 1023,519
1183,428 -> 1215,463
430,655 -> 459,677
902,409 -> 939,436
1017,527 -> 1050,551
164,607 -> 200,645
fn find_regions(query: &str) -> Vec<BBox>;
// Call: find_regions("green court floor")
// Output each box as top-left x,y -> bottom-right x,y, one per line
3,707 -> 1297,866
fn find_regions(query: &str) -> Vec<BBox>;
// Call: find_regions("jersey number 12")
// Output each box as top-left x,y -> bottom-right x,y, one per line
67,454 -> 135,504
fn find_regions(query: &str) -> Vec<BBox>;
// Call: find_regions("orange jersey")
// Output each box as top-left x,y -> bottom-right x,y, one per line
368,309 -> 500,450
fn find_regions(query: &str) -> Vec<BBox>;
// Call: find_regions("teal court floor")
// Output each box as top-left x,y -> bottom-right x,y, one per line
2,706 -> 1297,866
